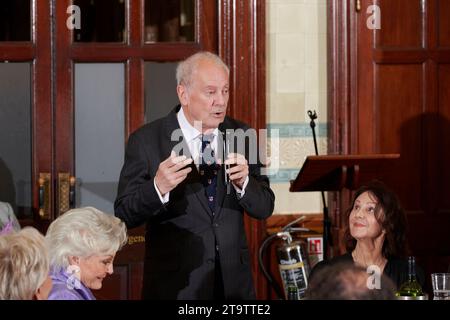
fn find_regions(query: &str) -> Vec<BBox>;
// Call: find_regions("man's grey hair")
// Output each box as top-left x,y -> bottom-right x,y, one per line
176,51 -> 230,87
45,206 -> 127,270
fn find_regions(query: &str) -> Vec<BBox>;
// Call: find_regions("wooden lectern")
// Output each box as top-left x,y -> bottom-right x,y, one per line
289,154 -> 400,260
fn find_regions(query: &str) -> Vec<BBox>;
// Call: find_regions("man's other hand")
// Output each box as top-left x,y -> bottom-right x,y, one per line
225,153 -> 249,189
155,151 -> 193,195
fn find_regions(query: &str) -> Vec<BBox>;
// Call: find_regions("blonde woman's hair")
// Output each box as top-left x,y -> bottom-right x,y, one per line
0,227 -> 49,300
176,51 -> 229,88
45,207 -> 127,270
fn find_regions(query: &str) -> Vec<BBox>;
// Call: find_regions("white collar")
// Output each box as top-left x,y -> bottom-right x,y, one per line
177,106 -> 219,142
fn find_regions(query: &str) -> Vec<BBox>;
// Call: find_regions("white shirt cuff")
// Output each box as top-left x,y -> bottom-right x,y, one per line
154,179 -> 170,204
232,176 -> 249,198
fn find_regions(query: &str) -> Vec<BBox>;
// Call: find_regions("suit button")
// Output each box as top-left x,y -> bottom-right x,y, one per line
207,258 -> 214,264
215,245 -> 220,252
213,223 -> 219,228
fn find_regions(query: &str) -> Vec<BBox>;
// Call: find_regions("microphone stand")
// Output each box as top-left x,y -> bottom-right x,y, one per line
307,110 -> 332,261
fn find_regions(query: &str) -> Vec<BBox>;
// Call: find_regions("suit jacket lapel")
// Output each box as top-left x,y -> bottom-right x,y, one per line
162,106 -> 192,159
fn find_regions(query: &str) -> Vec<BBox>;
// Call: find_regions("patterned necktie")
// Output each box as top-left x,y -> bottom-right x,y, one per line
199,134 -> 219,214
199,134 -> 225,298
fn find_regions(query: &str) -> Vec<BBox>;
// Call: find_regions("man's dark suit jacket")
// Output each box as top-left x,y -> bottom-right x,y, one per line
114,105 -> 275,300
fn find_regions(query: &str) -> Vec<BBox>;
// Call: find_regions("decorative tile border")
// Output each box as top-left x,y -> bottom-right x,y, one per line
267,168 -> 302,184
267,123 -> 327,138
265,123 -> 328,183
270,137 -> 328,168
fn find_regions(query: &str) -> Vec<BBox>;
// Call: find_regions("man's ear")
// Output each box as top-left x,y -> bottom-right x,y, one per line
177,84 -> 189,106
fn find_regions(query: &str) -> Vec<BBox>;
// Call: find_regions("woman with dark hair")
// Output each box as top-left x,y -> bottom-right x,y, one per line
309,180 -> 424,293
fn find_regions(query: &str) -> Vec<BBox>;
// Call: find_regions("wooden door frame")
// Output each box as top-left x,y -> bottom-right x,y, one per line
327,0 -> 355,256
0,0 -> 53,225
219,0 -> 267,300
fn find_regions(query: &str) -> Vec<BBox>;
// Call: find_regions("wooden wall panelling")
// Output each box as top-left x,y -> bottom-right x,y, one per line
329,0 -> 450,293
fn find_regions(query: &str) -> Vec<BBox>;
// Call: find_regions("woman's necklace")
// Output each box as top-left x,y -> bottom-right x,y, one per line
352,248 -> 387,271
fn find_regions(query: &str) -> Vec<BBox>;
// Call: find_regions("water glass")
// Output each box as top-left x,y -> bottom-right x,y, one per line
431,273 -> 450,300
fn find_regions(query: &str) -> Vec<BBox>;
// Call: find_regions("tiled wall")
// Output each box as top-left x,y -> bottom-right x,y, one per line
266,0 -> 328,214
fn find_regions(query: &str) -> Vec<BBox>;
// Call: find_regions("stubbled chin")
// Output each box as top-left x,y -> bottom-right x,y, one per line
205,117 -> 224,128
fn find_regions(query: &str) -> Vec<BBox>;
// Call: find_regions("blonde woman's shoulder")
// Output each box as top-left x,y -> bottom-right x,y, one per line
0,201 -> 21,232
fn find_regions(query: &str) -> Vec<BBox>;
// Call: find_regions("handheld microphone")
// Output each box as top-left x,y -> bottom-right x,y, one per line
219,123 -> 231,194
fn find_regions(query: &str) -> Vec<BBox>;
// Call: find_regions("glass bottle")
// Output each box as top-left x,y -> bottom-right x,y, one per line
396,256 -> 423,297
287,284 -> 299,300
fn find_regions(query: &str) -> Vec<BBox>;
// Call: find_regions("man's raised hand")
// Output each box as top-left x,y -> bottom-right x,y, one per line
155,151 -> 193,195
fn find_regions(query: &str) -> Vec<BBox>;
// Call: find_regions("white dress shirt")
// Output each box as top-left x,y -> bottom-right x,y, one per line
154,107 -> 248,203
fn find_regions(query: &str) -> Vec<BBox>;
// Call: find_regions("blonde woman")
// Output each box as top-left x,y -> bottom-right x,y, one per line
46,207 -> 127,300
0,227 -> 53,300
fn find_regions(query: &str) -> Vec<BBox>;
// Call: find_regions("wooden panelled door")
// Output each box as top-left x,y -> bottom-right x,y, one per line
0,0 -> 52,229
1,0 -> 267,299
329,0 -> 450,293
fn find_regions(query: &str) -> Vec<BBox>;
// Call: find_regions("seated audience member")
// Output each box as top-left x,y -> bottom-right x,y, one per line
0,227 -> 53,300
309,180 -> 424,290
0,201 -> 21,235
45,207 -> 127,300
306,261 -> 396,300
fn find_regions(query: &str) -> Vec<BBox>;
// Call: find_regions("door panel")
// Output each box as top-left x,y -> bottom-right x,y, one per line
0,0 -> 31,41
74,63 -> 125,213
73,0 -> 126,43
144,62 -> 179,123
377,0 -> 424,48
0,63 -> 32,217
376,64 -> 424,210
438,0 -> 450,47
144,0 -> 196,43
438,65 -> 450,210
